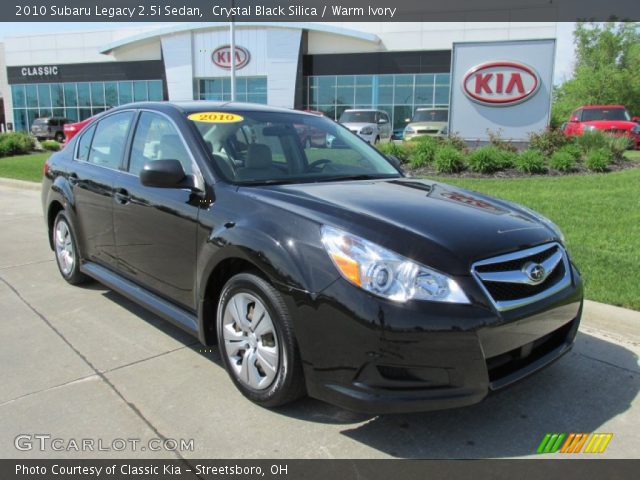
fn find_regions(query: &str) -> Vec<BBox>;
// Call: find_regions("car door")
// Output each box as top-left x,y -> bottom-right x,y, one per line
112,111 -> 202,310
381,112 -> 392,140
69,112 -> 135,269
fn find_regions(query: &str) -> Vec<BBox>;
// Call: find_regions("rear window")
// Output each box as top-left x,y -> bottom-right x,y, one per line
582,108 -> 630,122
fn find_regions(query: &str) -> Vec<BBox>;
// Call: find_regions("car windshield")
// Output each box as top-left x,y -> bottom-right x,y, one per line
412,110 -> 448,122
33,118 -> 50,125
190,111 -> 400,185
582,108 -> 630,122
339,111 -> 377,124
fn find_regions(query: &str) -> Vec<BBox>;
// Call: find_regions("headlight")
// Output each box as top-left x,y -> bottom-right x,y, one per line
583,125 -> 597,132
519,206 -> 566,244
360,126 -> 373,135
404,126 -> 415,134
632,125 -> 640,134
320,226 -> 470,304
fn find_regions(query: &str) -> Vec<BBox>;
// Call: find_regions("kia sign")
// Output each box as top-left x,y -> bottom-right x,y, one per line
462,61 -> 540,106
449,39 -> 555,142
212,45 -> 250,70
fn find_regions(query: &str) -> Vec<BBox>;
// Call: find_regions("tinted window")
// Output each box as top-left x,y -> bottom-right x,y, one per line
581,108 -> 630,122
339,111 -> 377,123
88,112 -> 134,169
129,112 -> 192,177
412,110 -> 448,122
76,125 -> 97,162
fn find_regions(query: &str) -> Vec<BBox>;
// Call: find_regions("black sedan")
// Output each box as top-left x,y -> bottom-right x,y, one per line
42,102 -> 583,413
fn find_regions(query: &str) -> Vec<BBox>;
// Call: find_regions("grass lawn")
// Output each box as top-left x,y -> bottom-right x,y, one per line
439,169 -> 640,310
624,150 -> 640,161
0,152 -> 50,182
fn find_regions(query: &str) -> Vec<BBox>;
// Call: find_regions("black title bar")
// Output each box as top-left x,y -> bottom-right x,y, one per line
5,0 -> 640,22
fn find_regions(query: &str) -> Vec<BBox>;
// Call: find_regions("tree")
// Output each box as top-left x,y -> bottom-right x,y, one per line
551,22 -> 640,127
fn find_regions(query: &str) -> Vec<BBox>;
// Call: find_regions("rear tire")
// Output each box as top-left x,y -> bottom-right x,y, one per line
216,273 -> 305,408
54,132 -> 65,143
52,211 -> 89,285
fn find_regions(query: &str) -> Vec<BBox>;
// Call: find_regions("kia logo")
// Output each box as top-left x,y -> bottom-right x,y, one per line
212,45 -> 250,70
463,61 -> 540,106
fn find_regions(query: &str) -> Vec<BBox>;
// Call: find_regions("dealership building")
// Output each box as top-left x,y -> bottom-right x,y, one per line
0,22 -> 558,139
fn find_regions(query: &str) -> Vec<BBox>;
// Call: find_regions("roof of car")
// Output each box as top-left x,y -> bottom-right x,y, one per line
112,101 -> 311,116
343,109 -> 385,112
581,105 -> 626,109
415,107 -> 448,111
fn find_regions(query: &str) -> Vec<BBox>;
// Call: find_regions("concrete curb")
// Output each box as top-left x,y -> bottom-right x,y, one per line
582,300 -> 640,345
0,177 -> 41,191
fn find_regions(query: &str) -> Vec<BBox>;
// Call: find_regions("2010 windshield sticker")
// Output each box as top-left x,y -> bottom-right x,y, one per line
188,112 -> 244,123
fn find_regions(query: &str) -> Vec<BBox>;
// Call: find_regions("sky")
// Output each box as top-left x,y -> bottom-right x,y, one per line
0,22 -> 577,85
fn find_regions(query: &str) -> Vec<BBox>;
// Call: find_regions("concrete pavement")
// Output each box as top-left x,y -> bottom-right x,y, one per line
0,183 -> 638,459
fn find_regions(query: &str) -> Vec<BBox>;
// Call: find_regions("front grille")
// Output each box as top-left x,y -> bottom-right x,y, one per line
604,128 -> 627,135
416,129 -> 439,134
472,243 -> 571,311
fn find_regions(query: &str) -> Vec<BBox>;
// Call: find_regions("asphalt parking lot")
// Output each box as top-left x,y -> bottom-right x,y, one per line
0,182 -> 638,459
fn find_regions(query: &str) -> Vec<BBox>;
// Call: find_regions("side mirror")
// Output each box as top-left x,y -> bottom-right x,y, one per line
140,159 -> 187,188
569,116 -> 579,123
632,116 -> 640,123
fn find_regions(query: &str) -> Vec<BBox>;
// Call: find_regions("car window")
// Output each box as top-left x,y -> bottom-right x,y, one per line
76,124 -> 97,162
129,112 -> 192,177
88,112 -> 135,170
190,111 -> 400,184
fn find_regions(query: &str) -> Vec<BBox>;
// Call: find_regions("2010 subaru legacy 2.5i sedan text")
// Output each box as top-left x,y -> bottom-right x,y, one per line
42,102 -> 583,414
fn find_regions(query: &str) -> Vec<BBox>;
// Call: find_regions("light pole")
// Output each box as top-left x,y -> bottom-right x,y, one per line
229,1 -> 236,101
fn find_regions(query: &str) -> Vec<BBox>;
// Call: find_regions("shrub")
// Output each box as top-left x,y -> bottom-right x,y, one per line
607,135 -> 632,160
0,141 -> 9,157
528,127 -> 570,157
41,140 -> 61,152
408,136 -> 438,168
516,149 -> 546,174
557,143 -> 583,162
434,146 -> 465,173
549,151 -> 576,172
576,131 -> 609,153
0,132 -> 35,155
487,129 -> 518,152
467,146 -> 504,173
440,133 -> 467,152
497,149 -> 517,169
585,148 -> 610,172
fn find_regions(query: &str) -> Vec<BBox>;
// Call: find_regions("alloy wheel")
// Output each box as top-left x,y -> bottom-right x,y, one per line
54,220 -> 75,276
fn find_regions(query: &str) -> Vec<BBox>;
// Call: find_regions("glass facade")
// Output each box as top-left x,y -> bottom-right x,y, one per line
304,73 -> 451,130
11,80 -> 164,132
197,77 -> 267,104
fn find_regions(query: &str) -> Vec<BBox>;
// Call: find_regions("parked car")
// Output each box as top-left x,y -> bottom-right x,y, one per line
31,117 -> 69,142
338,109 -> 392,145
63,117 -> 93,143
563,105 -> 639,149
403,108 -> 449,141
42,102 -> 583,413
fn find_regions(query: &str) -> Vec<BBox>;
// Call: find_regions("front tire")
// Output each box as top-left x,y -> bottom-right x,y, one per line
53,211 -> 88,285
217,273 -> 305,408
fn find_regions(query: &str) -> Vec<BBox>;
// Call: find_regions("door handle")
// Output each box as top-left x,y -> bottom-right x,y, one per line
114,188 -> 131,205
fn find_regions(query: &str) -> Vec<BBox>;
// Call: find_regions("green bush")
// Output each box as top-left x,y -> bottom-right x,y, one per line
408,136 -> 438,168
607,135 -> 632,160
576,131 -> 609,152
41,140 -> 61,152
467,146 -> 504,173
516,149 -> 546,174
497,150 -> 518,169
0,132 -> 35,156
434,146 -> 465,173
487,129 -> 518,152
528,127 -> 570,157
440,133 -> 467,152
0,141 -> 10,157
557,143 -> 583,161
585,148 -> 610,172
549,151 -> 576,172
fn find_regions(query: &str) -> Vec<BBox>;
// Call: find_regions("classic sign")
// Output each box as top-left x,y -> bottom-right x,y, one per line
211,45 -> 250,70
21,66 -> 59,77
462,61 -> 540,106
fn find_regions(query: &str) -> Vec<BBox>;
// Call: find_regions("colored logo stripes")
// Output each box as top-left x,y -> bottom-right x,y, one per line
537,433 -> 613,454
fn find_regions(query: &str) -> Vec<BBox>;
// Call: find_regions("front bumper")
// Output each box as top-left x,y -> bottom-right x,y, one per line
286,264 -> 583,414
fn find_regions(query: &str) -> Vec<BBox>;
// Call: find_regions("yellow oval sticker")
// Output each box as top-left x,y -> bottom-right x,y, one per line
188,112 -> 244,123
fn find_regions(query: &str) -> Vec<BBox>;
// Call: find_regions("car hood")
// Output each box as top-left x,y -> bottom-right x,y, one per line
582,120 -> 636,131
340,122 -> 375,131
407,121 -> 447,130
241,179 -> 559,275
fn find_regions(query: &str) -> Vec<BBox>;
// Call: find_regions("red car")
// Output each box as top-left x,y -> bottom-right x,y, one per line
563,105 -> 640,149
63,117 -> 93,143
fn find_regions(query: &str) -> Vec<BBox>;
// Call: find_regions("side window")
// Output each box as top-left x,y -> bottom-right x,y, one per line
88,112 -> 134,169
76,124 -> 96,162
129,112 -> 192,177
575,109 -> 583,121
